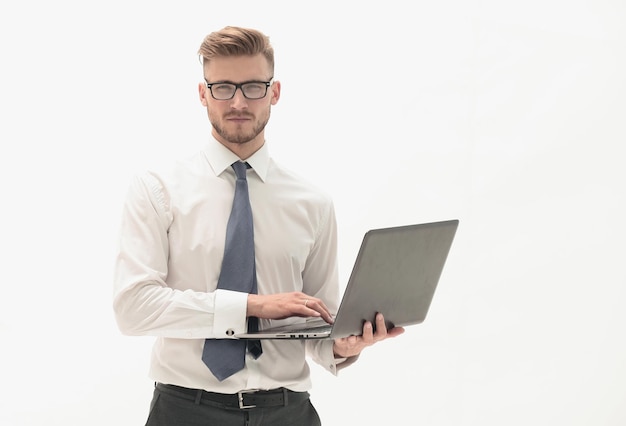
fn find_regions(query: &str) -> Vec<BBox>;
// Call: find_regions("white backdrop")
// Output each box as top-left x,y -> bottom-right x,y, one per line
1,1 -> 625,425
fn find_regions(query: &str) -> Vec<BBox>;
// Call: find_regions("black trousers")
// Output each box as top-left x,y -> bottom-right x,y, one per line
145,383 -> 322,426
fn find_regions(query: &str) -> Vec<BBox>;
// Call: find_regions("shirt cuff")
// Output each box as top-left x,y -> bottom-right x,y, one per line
212,289 -> 248,338
314,340 -> 360,375
335,354 -> 360,372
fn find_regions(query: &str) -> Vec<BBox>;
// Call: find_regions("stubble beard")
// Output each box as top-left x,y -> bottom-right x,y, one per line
211,109 -> 271,145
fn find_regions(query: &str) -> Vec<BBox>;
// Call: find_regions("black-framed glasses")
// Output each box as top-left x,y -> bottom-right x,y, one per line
204,78 -> 273,100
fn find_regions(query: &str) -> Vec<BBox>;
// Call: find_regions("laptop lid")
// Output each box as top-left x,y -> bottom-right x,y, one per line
235,219 -> 459,339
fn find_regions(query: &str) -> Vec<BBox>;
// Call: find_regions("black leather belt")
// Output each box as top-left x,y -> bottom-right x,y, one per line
156,383 -> 309,410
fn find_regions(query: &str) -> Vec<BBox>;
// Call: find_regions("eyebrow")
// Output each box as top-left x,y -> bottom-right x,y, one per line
204,78 -> 272,84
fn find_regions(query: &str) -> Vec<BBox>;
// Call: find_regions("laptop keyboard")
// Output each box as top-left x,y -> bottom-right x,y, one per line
297,324 -> 332,333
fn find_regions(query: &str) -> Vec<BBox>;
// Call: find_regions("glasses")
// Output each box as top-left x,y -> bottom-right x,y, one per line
204,78 -> 273,100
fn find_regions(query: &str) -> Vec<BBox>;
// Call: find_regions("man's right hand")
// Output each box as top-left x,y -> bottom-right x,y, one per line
247,292 -> 334,324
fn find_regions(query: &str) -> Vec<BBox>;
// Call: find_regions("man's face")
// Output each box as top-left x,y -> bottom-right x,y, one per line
199,54 -> 280,148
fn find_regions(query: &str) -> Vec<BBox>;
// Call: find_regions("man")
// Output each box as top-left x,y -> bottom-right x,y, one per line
113,26 -> 404,425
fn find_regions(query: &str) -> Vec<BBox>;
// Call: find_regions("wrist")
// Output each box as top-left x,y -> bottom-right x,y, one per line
332,342 -> 346,359
247,294 -> 261,317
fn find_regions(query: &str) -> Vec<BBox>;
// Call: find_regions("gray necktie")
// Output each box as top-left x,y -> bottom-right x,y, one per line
202,161 -> 262,381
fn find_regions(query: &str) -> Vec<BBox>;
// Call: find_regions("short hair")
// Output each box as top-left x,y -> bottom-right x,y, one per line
198,26 -> 274,72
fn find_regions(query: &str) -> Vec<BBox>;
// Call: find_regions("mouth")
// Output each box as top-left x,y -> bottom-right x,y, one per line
226,115 -> 252,123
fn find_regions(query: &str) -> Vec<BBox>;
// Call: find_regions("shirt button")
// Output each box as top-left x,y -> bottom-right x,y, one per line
226,329 -> 235,336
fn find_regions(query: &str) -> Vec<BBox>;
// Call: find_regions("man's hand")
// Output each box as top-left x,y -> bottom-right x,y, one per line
333,313 -> 405,358
247,292 -> 335,324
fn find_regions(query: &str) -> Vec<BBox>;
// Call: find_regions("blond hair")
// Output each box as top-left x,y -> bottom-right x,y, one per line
198,26 -> 274,72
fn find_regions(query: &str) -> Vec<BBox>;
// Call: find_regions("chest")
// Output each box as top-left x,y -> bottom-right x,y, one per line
166,178 -> 321,277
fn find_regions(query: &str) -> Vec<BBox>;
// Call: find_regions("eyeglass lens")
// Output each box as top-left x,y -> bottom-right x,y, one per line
210,82 -> 268,100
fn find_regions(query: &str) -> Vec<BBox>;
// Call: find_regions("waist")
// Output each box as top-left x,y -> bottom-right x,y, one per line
155,383 -> 310,410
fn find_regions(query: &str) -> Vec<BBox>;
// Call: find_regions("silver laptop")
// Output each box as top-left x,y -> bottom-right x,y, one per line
236,219 -> 459,340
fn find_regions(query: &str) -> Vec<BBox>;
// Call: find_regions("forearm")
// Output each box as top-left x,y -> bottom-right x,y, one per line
113,282 -> 246,339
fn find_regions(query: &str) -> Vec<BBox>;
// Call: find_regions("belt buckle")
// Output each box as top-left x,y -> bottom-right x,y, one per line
238,389 -> 258,409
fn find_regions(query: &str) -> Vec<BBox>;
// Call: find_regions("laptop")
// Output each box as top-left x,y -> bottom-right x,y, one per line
236,219 -> 459,340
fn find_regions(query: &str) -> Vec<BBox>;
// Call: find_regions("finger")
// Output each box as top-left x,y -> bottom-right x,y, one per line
317,299 -> 334,322
374,313 -> 388,340
387,327 -> 406,338
301,297 -> 334,323
315,301 -> 334,323
361,321 -> 374,345
334,334 -> 364,358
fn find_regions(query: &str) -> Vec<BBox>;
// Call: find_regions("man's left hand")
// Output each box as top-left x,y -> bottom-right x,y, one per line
332,313 -> 405,358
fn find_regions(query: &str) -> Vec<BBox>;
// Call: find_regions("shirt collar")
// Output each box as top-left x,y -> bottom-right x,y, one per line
203,137 -> 270,182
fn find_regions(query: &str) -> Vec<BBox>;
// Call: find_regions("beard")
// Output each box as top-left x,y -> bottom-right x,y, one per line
210,109 -> 271,145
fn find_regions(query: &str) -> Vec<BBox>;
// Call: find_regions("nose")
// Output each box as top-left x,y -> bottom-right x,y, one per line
229,87 -> 248,109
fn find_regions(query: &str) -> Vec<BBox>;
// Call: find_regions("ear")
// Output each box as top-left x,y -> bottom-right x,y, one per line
270,80 -> 281,105
198,82 -> 208,106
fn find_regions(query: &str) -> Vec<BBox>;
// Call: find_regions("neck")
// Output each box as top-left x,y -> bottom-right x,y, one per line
213,131 -> 264,160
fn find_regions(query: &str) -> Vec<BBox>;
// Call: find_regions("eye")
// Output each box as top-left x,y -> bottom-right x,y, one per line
213,84 -> 234,92
245,83 -> 265,90
243,83 -> 265,96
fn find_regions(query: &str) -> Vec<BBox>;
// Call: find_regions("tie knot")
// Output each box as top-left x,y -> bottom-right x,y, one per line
232,161 -> 248,180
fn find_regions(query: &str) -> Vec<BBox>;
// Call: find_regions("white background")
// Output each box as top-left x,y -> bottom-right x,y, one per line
1,1 -> 625,425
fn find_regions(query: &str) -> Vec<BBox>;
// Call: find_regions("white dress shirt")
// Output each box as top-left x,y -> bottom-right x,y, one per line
113,138 -> 347,393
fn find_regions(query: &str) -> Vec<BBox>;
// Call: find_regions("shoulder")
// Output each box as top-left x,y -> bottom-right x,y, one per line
137,150 -> 211,187
130,150 -> 213,207
267,158 -> 334,205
